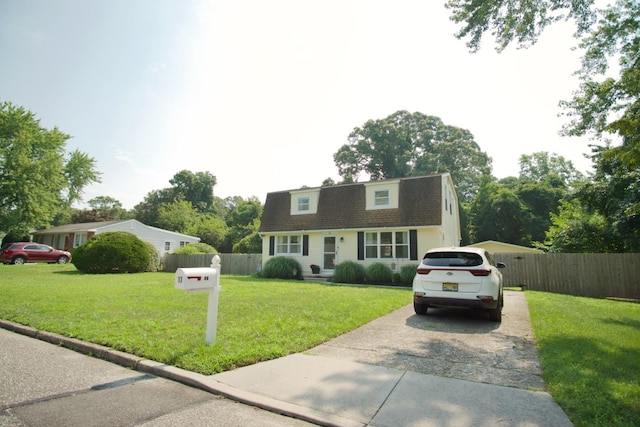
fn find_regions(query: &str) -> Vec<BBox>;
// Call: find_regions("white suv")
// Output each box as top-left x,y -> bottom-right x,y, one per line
412,247 -> 506,322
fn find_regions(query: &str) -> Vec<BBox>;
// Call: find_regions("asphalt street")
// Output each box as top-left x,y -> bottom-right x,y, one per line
0,328 -> 313,427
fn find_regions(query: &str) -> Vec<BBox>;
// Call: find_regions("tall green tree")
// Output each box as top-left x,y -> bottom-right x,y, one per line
543,199 -> 612,252
169,170 -> 217,213
133,188 -> 175,227
469,177 -> 531,245
87,196 -> 129,219
221,196 -> 263,253
518,152 -> 585,187
0,102 -> 100,235
157,200 -> 201,234
134,170 -> 218,227
539,145 -> 640,252
516,152 -> 584,243
188,214 -> 228,250
70,196 -> 130,223
334,110 -> 491,202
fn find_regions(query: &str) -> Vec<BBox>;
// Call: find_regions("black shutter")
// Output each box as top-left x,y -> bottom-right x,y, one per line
303,235 -> 309,256
357,232 -> 365,260
409,229 -> 418,260
269,236 -> 275,256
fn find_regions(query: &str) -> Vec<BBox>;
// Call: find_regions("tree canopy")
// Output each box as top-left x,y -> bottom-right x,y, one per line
0,102 -> 100,235
446,0 -> 640,168
446,0 -> 640,252
334,110 -> 492,202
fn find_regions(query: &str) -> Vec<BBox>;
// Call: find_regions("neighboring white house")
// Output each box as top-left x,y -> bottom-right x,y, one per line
465,240 -> 544,254
259,174 -> 461,275
32,219 -> 200,258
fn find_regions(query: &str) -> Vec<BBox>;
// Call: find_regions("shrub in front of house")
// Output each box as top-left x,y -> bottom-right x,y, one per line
365,262 -> 393,284
400,264 -> 418,285
261,256 -> 303,280
173,242 -> 217,254
143,241 -> 161,272
72,231 -> 150,274
333,261 -> 366,284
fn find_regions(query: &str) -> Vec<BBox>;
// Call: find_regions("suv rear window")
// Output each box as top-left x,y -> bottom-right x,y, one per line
423,252 -> 483,267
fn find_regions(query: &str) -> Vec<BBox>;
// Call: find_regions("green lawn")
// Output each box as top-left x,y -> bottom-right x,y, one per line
2,264 -> 638,426
526,291 -> 640,427
0,263 -> 410,374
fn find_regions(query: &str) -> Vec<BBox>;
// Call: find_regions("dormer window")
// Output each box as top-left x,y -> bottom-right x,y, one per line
374,190 -> 389,206
290,189 -> 319,215
365,180 -> 399,210
298,196 -> 310,211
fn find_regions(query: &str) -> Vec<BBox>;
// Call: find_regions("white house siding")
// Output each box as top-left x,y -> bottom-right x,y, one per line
32,220 -> 199,258
262,227 -> 446,275
92,221 -> 199,258
440,175 -> 462,247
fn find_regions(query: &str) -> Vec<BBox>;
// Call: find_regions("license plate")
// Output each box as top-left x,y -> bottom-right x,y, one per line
443,282 -> 458,292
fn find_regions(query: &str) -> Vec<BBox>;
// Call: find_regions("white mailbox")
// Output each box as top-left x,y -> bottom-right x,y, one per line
175,255 -> 222,344
175,267 -> 218,293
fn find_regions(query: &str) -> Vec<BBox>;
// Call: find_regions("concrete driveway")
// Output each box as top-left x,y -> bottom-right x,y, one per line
307,290 -> 545,391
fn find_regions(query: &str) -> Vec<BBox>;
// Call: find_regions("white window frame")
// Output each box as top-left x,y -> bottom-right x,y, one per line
276,235 -> 302,255
374,190 -> 390,206
73,233 -> 87,248
365,231 -> 409,259
297,196 -> 310,212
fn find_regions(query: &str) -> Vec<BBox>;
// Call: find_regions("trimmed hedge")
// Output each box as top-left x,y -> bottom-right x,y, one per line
333,261 -> 366,284
261,256 -> 303,280
173,242 -> 217,255
72,231 -> 151,274
143,241 -> 161,272
365,262 -> 393,283
400,264 -> 418,285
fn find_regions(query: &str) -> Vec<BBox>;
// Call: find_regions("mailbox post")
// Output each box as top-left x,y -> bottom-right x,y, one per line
175,255 -> 222,344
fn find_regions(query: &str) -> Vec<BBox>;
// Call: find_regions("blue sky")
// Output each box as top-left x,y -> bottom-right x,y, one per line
1,0 -> 594,209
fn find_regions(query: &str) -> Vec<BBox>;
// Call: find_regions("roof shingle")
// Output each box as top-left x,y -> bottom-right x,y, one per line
259,174 -> 444,232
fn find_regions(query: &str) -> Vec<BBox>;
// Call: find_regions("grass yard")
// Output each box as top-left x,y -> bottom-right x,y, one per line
3,264 -> 638,427
0,263 -> 410,374
527,291 -> 640,427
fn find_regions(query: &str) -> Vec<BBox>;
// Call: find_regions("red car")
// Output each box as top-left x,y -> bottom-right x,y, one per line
1,242 -> 72,265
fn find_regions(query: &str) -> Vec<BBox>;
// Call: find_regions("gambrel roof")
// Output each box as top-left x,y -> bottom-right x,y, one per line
259,174 -> 446,233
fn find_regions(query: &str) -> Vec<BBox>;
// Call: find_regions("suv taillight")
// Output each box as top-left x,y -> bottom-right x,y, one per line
470,269 -> 491,276
416,267 -> 432,275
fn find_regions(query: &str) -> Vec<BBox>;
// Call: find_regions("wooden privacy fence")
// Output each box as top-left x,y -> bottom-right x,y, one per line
163,253 -> 262,276
163,252 -> 640,299
493,253 -> 640,300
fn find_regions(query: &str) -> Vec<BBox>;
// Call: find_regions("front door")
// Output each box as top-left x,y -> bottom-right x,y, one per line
323,236 -> 336,270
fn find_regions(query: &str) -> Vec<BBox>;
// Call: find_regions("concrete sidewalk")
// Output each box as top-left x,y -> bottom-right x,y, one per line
209,353 -> 572,427
1,291 -> 574,427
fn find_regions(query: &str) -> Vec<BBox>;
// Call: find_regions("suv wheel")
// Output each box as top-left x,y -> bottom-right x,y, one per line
57,255 -> 69,264
489,297 -> 502,322
414,302 -> 428,315
12,256 -> 26,265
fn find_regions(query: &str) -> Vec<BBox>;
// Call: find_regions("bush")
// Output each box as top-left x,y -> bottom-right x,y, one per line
400,264 -> 418,285
143,241 -> 161,272
333,261 -> 366,284
72,231 -> 151,274
365,262 -> 393,283
173,242 -> 217,254
261,256 -> 303,280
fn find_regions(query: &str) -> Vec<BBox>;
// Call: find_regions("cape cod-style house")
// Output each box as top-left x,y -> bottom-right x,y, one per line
32,219 -> 200,258
259,173 -> 461,275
